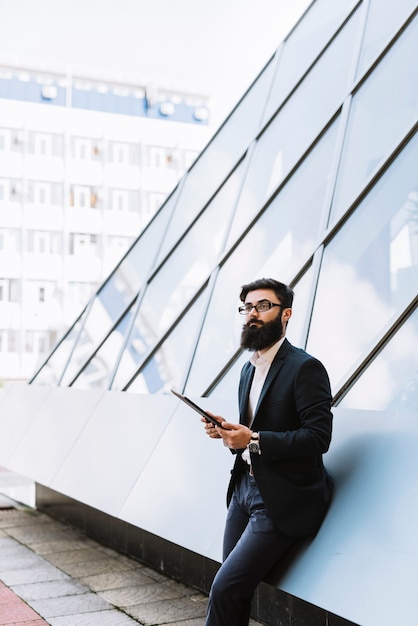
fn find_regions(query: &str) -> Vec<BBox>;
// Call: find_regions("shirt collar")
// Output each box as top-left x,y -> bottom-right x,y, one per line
250,336 -> 285,367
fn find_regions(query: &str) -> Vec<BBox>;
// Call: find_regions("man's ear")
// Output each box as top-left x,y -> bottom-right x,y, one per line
282,308 -> 292,322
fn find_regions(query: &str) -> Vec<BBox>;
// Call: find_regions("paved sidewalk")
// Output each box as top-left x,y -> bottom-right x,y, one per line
0,498 -> 264,626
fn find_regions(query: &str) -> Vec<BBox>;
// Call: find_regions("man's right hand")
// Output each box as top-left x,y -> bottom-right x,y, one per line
201,413 -> 224,438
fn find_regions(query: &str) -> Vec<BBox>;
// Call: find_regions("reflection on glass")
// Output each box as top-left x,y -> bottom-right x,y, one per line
59,277 -> 136,386
330,16 -> 418,222
307,131 -> 418,390
110,188 -> 178,298
209,351 -> 248,399
356,0 -> 417,78
339,308 -> 418,411
131,163 -> 244,357
238,11 -> 358,215
70,301 -> 136,389
264,0 -> 354,124
124,292 -> 207,394
155,57 -> 276,264
30,317 -> 83,385
56,193 -> 176,384
34,188 -> 177,386
227,116 -> 339,249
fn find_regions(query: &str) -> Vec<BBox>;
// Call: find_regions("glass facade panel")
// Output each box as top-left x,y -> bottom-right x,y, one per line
155,58 -> 276,264
109,187 -> 178,297
307,131 -> 418,390
237,11 -> 359,216
264,0 -> 356,123
124,292 -> 207,394
30,317 -> 83,385
70,302 -> 137,389
339,308 -> 418,411
227,116 -> 339,250
356,0 -> 417,77
56,190 -> 179,386
330,15 -> 418,222
131,163 -> 244,354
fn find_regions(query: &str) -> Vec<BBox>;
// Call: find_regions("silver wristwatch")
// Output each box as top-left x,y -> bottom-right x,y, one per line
248,432 -> 261,454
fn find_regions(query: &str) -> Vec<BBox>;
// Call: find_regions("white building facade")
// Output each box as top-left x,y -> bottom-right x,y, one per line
0,65 -> 210,383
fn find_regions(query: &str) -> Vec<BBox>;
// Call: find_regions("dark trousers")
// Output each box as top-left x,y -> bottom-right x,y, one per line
205,471 -> 298,626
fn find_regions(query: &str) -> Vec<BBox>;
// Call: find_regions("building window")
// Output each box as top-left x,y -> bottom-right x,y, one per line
25,330 -> 50,354
27,230 -> 61,254
0,279 -> 18,302
146,145 -> 178,169
111,189 -> 128,211
73,137 -> 91,160
36,133 -> 52,156
0,129 -> 10,151
69,233 -> 98,255
72,185 -> 90,208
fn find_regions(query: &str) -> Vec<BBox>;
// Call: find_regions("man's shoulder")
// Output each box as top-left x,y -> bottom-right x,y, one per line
280,340 -> 323,368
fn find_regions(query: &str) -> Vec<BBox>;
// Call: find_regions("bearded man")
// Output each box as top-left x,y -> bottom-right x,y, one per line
202,277 -> 333,626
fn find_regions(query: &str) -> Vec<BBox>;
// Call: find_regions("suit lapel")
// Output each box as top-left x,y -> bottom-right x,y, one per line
239,361 -> 255,425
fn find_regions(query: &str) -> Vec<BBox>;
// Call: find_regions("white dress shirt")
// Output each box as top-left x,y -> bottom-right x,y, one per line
242,336 -> 285,464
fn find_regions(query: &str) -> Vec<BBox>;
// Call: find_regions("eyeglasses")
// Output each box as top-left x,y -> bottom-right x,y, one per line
238,301 -> 283,315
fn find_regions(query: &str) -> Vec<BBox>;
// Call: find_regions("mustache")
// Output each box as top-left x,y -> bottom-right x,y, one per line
245,318 -> 264,327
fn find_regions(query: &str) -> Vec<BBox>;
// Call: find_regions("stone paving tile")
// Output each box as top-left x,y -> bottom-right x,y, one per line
0,560 -> 69,586
0,580 -> 49,625
30,537 -> 97,555
47,609 -> 142,626
98,581 -> 184,607
11,578 -> 88,601
46,547 -> 116,568
50,556 -> 135,578
0,509 -> 40,529
124,595 -> 207,625
0,535 -> 33,556
79,569 -> 159,591
29,591 -> 112,618
5,523 -> 75,544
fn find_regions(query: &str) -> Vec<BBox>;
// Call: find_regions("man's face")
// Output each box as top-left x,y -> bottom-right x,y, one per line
240,288 -> 291,352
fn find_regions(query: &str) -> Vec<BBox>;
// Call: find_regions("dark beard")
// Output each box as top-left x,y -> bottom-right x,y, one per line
240,314 -> 284,351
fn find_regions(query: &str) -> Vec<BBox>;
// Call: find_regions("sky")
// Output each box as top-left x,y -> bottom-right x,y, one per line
0,0 -> 310,130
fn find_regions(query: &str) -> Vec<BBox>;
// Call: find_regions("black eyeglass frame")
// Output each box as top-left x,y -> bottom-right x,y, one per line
238,301 -> 283,315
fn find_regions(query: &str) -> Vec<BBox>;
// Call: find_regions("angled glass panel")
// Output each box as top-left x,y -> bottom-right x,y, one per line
184,222 -> 316,397
124,291 -> 207,394
339,307 -> 418,411
307,131 -> 418,390
238,10 -> 359,216
330,15 -> 418,222
264,0 -> 356,124
58,190 -> 179,386
155,57 -> 276,264
30,316 -> 84,385
70,301 -> 137,389
128,162 -> 244,353
356,0 -> 417,78
59,277 -> 135,386
108,187 -> 179,298
226,116 -> 339,249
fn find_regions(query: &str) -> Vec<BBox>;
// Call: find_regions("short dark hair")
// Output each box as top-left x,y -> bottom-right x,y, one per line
239,278 -> 294,308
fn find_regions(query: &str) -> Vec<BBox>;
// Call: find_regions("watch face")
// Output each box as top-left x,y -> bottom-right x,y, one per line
248,442 -> 260,453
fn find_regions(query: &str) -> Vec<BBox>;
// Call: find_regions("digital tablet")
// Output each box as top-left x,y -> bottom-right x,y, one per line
171,389 -> 226,429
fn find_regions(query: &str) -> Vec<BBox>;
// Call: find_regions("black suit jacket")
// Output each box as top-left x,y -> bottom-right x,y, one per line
227,338 -> 333,537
